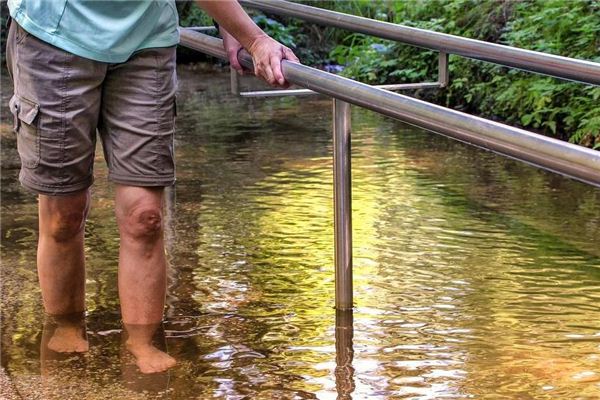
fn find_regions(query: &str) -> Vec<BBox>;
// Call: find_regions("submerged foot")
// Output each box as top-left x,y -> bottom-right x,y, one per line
126,342 -> 176,374
47,324 -> 89,353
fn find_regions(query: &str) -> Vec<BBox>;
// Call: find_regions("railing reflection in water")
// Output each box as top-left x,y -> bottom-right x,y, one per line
335,309 -> 355,399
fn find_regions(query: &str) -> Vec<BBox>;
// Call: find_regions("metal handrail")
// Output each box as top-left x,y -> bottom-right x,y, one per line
179,29 -> 600,188
179,27 -> 600,311
237,82 -> 442,97
239,0 -> 600,86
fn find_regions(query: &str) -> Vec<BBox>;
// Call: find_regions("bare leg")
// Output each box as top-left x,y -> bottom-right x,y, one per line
115,185 -> 175,373
38,191 -> 90,353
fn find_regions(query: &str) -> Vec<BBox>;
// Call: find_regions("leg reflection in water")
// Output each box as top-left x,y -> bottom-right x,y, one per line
335,309 -> 355,400
40,312 -> 89,399
43,311 -> 89,354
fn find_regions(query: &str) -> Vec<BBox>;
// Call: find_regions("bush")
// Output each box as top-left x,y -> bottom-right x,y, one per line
328,0 -> 600,147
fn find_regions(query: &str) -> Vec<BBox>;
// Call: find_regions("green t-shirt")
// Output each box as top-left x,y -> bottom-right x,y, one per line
8,0 -> 180,63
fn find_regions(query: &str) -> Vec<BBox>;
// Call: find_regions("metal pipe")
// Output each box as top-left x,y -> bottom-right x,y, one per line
285,61 -> 600,187
185,26 -> 217,32
230,66 -> 240,95
333,99 -> 353,311
238,82 -> 440,98
239,0 -> 600,86
377,82 -> 441,91
179,30 -> 600,187
180,29 -> 228,60
240,88 -> 318,97
438,52 -> 449,88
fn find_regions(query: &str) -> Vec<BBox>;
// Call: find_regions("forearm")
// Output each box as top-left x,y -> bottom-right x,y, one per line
196,0 -> 266,49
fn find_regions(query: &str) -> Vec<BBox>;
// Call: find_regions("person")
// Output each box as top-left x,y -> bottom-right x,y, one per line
6,0 -> 299,374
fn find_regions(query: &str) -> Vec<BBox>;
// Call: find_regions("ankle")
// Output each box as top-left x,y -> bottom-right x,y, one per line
126,339 -> 151,349
44,311 -> 86,329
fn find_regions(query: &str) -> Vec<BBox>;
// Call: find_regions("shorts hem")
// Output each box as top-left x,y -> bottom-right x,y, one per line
109,173 -> 176,187
19,175 -> 94,196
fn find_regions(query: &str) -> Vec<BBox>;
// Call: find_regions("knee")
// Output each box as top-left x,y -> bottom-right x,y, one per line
47,209 -> 87,243
120,206 -> 163,241
40,191 -> 90,243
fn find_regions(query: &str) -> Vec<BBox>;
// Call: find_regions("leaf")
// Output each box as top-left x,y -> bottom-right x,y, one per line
543,120 -> 557,134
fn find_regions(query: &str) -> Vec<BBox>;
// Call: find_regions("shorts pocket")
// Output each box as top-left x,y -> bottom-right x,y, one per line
9,95 -> 41,169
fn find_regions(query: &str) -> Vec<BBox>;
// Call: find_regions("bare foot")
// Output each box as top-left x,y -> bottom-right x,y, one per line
126,342 -> 176,374
47,325 -> 89,353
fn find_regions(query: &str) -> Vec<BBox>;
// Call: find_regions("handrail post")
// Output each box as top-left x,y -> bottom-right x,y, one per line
230,66 -> 240,95
438,51 -> 449,88
333,99 -> 353,311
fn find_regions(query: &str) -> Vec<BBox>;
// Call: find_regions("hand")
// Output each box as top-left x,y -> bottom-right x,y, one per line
197,1 -> 299,87
247,35 -> 300,88
221,29 -> 245,74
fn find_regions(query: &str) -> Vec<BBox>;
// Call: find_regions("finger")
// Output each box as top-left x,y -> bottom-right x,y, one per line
261,62 -> 276,86
253,61 -> 262,79
228,50 -> 243,72
270,55 -> 285,86
254,62 -> 269,85
283,47 -> 300,63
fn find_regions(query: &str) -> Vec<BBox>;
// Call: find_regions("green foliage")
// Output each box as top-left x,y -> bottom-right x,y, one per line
327,0 -> 600,147
255,1 -> 350,66
176,1 -> 213,28
498,0 -> 600,146
252,14 -> 296,48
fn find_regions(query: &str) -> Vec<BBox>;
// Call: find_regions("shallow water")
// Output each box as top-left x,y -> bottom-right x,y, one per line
2,65 -> 600,399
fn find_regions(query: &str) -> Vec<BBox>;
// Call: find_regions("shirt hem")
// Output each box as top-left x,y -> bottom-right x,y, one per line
11,12 -> 179,63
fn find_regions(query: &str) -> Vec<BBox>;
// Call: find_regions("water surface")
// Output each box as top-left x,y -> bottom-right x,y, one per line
2,65 -> 600,399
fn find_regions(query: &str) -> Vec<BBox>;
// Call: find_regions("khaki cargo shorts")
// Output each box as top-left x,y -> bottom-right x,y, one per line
6,20 -> 177,196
